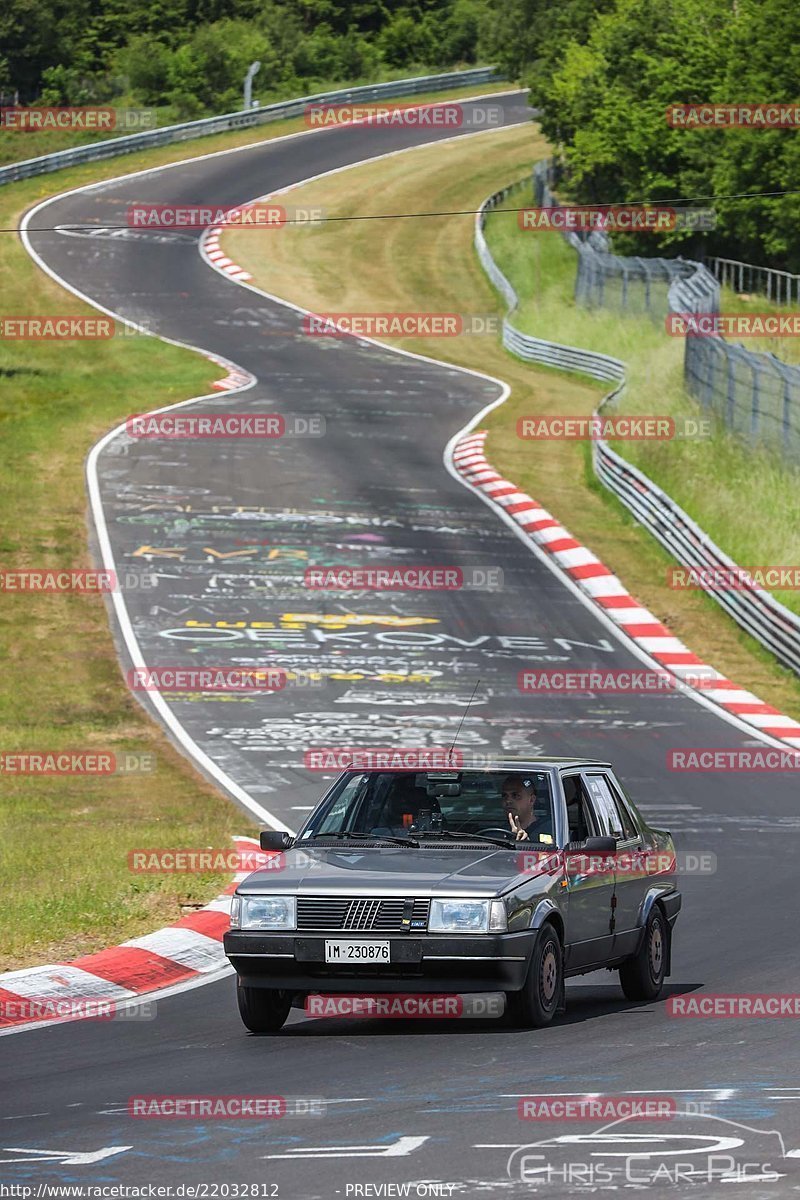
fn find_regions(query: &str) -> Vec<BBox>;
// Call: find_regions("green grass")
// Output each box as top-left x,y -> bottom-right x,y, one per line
485,195 -> 800,617
0,207 -> 251,969
717,284 -> 800,364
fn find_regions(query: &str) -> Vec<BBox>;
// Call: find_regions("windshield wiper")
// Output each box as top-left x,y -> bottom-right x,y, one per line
310,830 -> 420,847
416,830 -> 513,849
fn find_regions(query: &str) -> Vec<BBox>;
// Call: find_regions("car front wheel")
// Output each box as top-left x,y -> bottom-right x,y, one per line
236,979 -> 292,1033
619,906 -> 667,1002
506,923 -> 563,1028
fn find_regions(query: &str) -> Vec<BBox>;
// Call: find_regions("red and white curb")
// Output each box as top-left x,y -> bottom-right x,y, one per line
452,431 -> 800,748
0,837 -> 260,1033
204,227 -> 252,284
202,236 -> 257,390
206,349 -> 253,391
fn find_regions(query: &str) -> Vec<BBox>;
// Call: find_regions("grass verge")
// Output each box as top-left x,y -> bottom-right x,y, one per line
221,121 -> 800,723
0,80 -> 516,970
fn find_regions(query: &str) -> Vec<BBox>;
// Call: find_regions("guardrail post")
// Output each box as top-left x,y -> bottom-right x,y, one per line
751,359 -> 762,439
782,368 -> 792,449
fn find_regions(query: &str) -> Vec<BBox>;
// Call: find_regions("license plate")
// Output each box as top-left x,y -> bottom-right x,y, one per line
324,940 -> 390,963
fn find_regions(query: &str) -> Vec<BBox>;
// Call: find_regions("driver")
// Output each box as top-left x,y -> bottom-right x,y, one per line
501,774 -> 550,842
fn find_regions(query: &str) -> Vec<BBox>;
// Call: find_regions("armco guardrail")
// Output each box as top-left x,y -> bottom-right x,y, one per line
0,67 -> 501,187
592,442 -> 800,675
476,182 -> 625,384
475,174 -> 800,676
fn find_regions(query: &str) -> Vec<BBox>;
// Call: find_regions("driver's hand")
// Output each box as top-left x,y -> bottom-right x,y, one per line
508,812 -> 529,841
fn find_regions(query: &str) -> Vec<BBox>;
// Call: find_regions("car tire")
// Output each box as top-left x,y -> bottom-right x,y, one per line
506,923 -> 563,1028
236,979 -> 292,1033
619,905 -> 667,1002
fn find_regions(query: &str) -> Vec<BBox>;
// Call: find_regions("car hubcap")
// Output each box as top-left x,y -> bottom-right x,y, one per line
540,943 -> 558,1005
649,921 -> 664,979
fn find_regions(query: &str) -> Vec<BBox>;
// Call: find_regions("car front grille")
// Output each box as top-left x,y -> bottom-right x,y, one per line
296,896 -> 430,932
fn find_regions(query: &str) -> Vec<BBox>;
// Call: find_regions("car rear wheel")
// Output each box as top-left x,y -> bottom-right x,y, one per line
236,979 -> 292,1033
506,923 -> 563,1028
619,906 -> 666,1002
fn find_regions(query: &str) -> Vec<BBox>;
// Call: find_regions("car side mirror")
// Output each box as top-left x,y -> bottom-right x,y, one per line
580,835 -> 617,853
260,830 -> 293,851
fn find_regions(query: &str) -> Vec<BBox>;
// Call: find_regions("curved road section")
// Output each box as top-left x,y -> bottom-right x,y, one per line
5,92 -> 800,1194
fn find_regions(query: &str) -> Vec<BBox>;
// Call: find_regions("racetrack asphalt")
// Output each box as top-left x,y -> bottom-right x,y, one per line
4,92 -> 800,1196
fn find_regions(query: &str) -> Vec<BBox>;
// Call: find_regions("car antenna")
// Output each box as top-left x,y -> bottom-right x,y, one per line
447,678 -> 481,765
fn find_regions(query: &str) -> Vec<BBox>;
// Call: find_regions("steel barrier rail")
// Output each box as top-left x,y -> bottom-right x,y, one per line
593,440 -> 800,674
475,175 -> 800,675
476,182 -> 625,384
0,67 -> 501,187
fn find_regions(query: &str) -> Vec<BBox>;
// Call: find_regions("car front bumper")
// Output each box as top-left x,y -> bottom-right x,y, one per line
223,930 -> 536,993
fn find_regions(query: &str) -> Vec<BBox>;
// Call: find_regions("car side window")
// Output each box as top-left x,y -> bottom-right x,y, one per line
583,774 -> 636,841
563,774 -> 599,844
604,774 -> 639,840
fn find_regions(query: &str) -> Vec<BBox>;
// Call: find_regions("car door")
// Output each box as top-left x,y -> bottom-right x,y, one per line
561,772 -> 616,970
583,772 -> 645,958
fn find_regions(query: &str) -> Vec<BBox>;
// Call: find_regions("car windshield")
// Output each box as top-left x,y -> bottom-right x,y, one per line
299,770 -> 556,845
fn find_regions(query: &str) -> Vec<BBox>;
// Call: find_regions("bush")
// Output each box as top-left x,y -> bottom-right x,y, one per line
38,65 -> 93,106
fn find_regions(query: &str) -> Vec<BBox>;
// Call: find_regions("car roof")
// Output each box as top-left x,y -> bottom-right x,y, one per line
342,758 -> 613,772
465,757 -> 613,770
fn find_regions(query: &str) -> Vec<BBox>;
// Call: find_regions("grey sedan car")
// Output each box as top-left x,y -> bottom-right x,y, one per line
223,758 -> 681,1033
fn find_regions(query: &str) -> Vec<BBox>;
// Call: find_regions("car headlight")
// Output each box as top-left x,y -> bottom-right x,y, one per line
230,894 -> 296,930
429,898 -> 507,933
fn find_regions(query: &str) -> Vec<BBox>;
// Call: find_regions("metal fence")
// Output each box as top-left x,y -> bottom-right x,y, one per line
683,335 -> 800,458
475,174 -> 800,677
706,256 -> 800,305
533,162 -> 800,462
532,161 -> 718,320
0,67 -> 501,187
